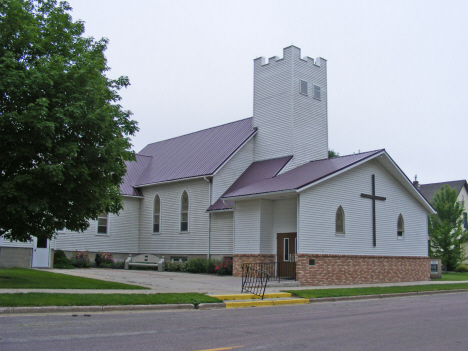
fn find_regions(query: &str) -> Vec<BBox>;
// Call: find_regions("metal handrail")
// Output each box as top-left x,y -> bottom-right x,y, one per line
241,264 -> 270,299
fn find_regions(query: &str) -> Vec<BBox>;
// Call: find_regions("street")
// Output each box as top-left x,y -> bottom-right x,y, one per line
1,292 -> 467,351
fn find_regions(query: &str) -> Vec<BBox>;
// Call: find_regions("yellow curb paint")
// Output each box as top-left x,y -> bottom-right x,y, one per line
225,300 -> 274,308
193,346 -> 244,351
210,293 -> 292,301
273,299 -> 309,306
225,298 -> 308,308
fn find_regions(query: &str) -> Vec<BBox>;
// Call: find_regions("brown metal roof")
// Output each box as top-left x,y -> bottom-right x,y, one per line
207,156 -> 292,211
223,150 -> 384,199
133,118 -> 256,187
120,155 -> 152,196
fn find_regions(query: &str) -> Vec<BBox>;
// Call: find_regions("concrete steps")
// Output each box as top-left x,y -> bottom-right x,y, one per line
209,292 -> 309,309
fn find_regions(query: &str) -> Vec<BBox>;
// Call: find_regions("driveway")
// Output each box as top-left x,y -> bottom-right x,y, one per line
47,268 -> 244,295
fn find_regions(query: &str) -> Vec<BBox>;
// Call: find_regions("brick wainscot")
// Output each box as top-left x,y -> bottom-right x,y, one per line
233,254 -> 276,277
295,254 -> 431,286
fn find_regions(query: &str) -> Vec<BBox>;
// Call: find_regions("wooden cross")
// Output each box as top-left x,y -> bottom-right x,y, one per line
361,174 -> 386,247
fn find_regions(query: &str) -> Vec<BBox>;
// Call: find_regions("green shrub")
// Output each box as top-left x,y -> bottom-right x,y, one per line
454,264 -> 468,272
214,257 -> 233,275
53,250 -> 74,269
187,258 -> 206,273
165,261 -> 187,272
71,251 -> 90,268
206,259 -> 219,274
95,252 -> 114,267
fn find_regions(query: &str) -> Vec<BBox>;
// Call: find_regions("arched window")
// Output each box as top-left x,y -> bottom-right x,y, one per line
153,195 -> 161,233
336,206 -> 345,234
180,191 -> 189,232
397,214 -> 404,237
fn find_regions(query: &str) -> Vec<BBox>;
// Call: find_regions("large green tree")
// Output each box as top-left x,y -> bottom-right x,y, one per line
429,185 -> 468,271
0,0 -> 138,242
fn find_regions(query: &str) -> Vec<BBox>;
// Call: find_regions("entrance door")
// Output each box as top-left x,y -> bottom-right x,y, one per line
32,236 -> 50,268
277,233 -> 297,263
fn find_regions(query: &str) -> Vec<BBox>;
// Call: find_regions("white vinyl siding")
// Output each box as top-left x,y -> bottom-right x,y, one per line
54,197 -> 140,253
233,200 -> 260,254
260,200 -> 274,254
138,178 -> 209,254
298,160 -> 429,256
253,46 -> 328,171
211,138 -> 254,204
210,212 -> 233,255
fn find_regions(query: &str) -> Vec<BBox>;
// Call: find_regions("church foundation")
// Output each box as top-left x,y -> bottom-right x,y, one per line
232,254 -> 276,277
295,253 -> 431,286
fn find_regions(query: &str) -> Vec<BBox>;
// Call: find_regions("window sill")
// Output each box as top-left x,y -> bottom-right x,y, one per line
335,233 -> 345,237
179,231 -> 190,234
152,232 -> 161,235
95,234 -> 109,237
397,236 -> 405,240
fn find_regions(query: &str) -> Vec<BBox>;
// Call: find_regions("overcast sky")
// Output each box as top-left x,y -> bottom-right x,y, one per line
69,0 -> 468,185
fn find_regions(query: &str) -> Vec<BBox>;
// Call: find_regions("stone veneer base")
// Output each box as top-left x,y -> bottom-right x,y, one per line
233,254 -> 276,277
295,254 -> 431,286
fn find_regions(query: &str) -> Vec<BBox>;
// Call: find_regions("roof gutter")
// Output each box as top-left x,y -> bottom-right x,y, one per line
222,189 -> 297,201
134,175 -> 209,188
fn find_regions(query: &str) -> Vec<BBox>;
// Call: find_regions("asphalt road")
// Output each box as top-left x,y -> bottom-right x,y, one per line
1,292 -> 467,351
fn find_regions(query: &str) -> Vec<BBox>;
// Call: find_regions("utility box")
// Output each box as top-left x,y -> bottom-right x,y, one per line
430,258 -> 442,279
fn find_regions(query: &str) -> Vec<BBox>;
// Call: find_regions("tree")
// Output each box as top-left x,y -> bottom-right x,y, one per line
428,185 -> 468,271
0,0 -> 138,242
328,149 -> 339,158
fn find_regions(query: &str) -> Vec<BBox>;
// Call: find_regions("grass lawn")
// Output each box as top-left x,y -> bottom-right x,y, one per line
0,293 -> 221,307
285,283 -> 468,299
0,268 -> 147,290
440,272 -> 468,281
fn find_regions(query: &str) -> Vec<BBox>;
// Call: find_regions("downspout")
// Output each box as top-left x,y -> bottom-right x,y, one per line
204,177 -> 212,259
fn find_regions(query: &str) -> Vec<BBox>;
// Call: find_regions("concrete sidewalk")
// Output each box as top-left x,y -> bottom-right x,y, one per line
1,268 -> 466,295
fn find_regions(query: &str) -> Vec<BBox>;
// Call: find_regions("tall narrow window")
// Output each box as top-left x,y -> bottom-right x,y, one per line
180,191 -> 189,232
313,85 -> 321,100
300,80 -> 308,95
397,214 -> 404,238
97,212 -> 108,234
336,206 -> 345,234
153,195 -> 161,233
464,212 -> 467,229
284,238 -> 290,261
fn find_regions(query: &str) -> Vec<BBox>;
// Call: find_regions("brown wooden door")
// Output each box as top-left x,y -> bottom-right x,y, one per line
277,233 -> 297,263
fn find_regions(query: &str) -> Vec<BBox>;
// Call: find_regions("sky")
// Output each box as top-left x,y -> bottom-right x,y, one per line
69,0 -> 468,185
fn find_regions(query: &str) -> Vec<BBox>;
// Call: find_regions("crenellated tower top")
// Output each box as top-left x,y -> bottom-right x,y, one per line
252,46 -> 328,171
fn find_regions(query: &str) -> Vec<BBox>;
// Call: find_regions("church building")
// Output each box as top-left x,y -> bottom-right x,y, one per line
0,46 -> 435,285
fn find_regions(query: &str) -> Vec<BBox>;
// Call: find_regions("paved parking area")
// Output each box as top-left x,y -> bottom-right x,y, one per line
16,268 -> 467,296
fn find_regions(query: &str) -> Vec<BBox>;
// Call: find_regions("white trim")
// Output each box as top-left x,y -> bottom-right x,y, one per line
135,176 -> 209,188
152,193 -> 161,234
297,151 -> 386,193
96,212 -> 110,236
223,189 -> 297,201
179,189 -> 190,234
212,130 -> 258,176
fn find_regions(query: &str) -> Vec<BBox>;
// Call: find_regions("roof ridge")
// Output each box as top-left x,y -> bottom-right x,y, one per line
139,117 -> 253,150
420,180 -> 466,186
295,148 -> 385,167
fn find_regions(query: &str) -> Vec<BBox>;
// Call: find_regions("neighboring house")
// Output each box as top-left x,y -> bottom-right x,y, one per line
0,46 -> 436,286
417,179 -> 468,262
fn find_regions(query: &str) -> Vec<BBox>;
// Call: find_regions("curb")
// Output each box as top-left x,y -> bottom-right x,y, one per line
1,289 -> 467,314
0,303 -> 194,314
308,289 -> 468,303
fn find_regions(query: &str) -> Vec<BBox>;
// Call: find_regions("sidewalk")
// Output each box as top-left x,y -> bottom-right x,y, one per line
1,268 -> 467,295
